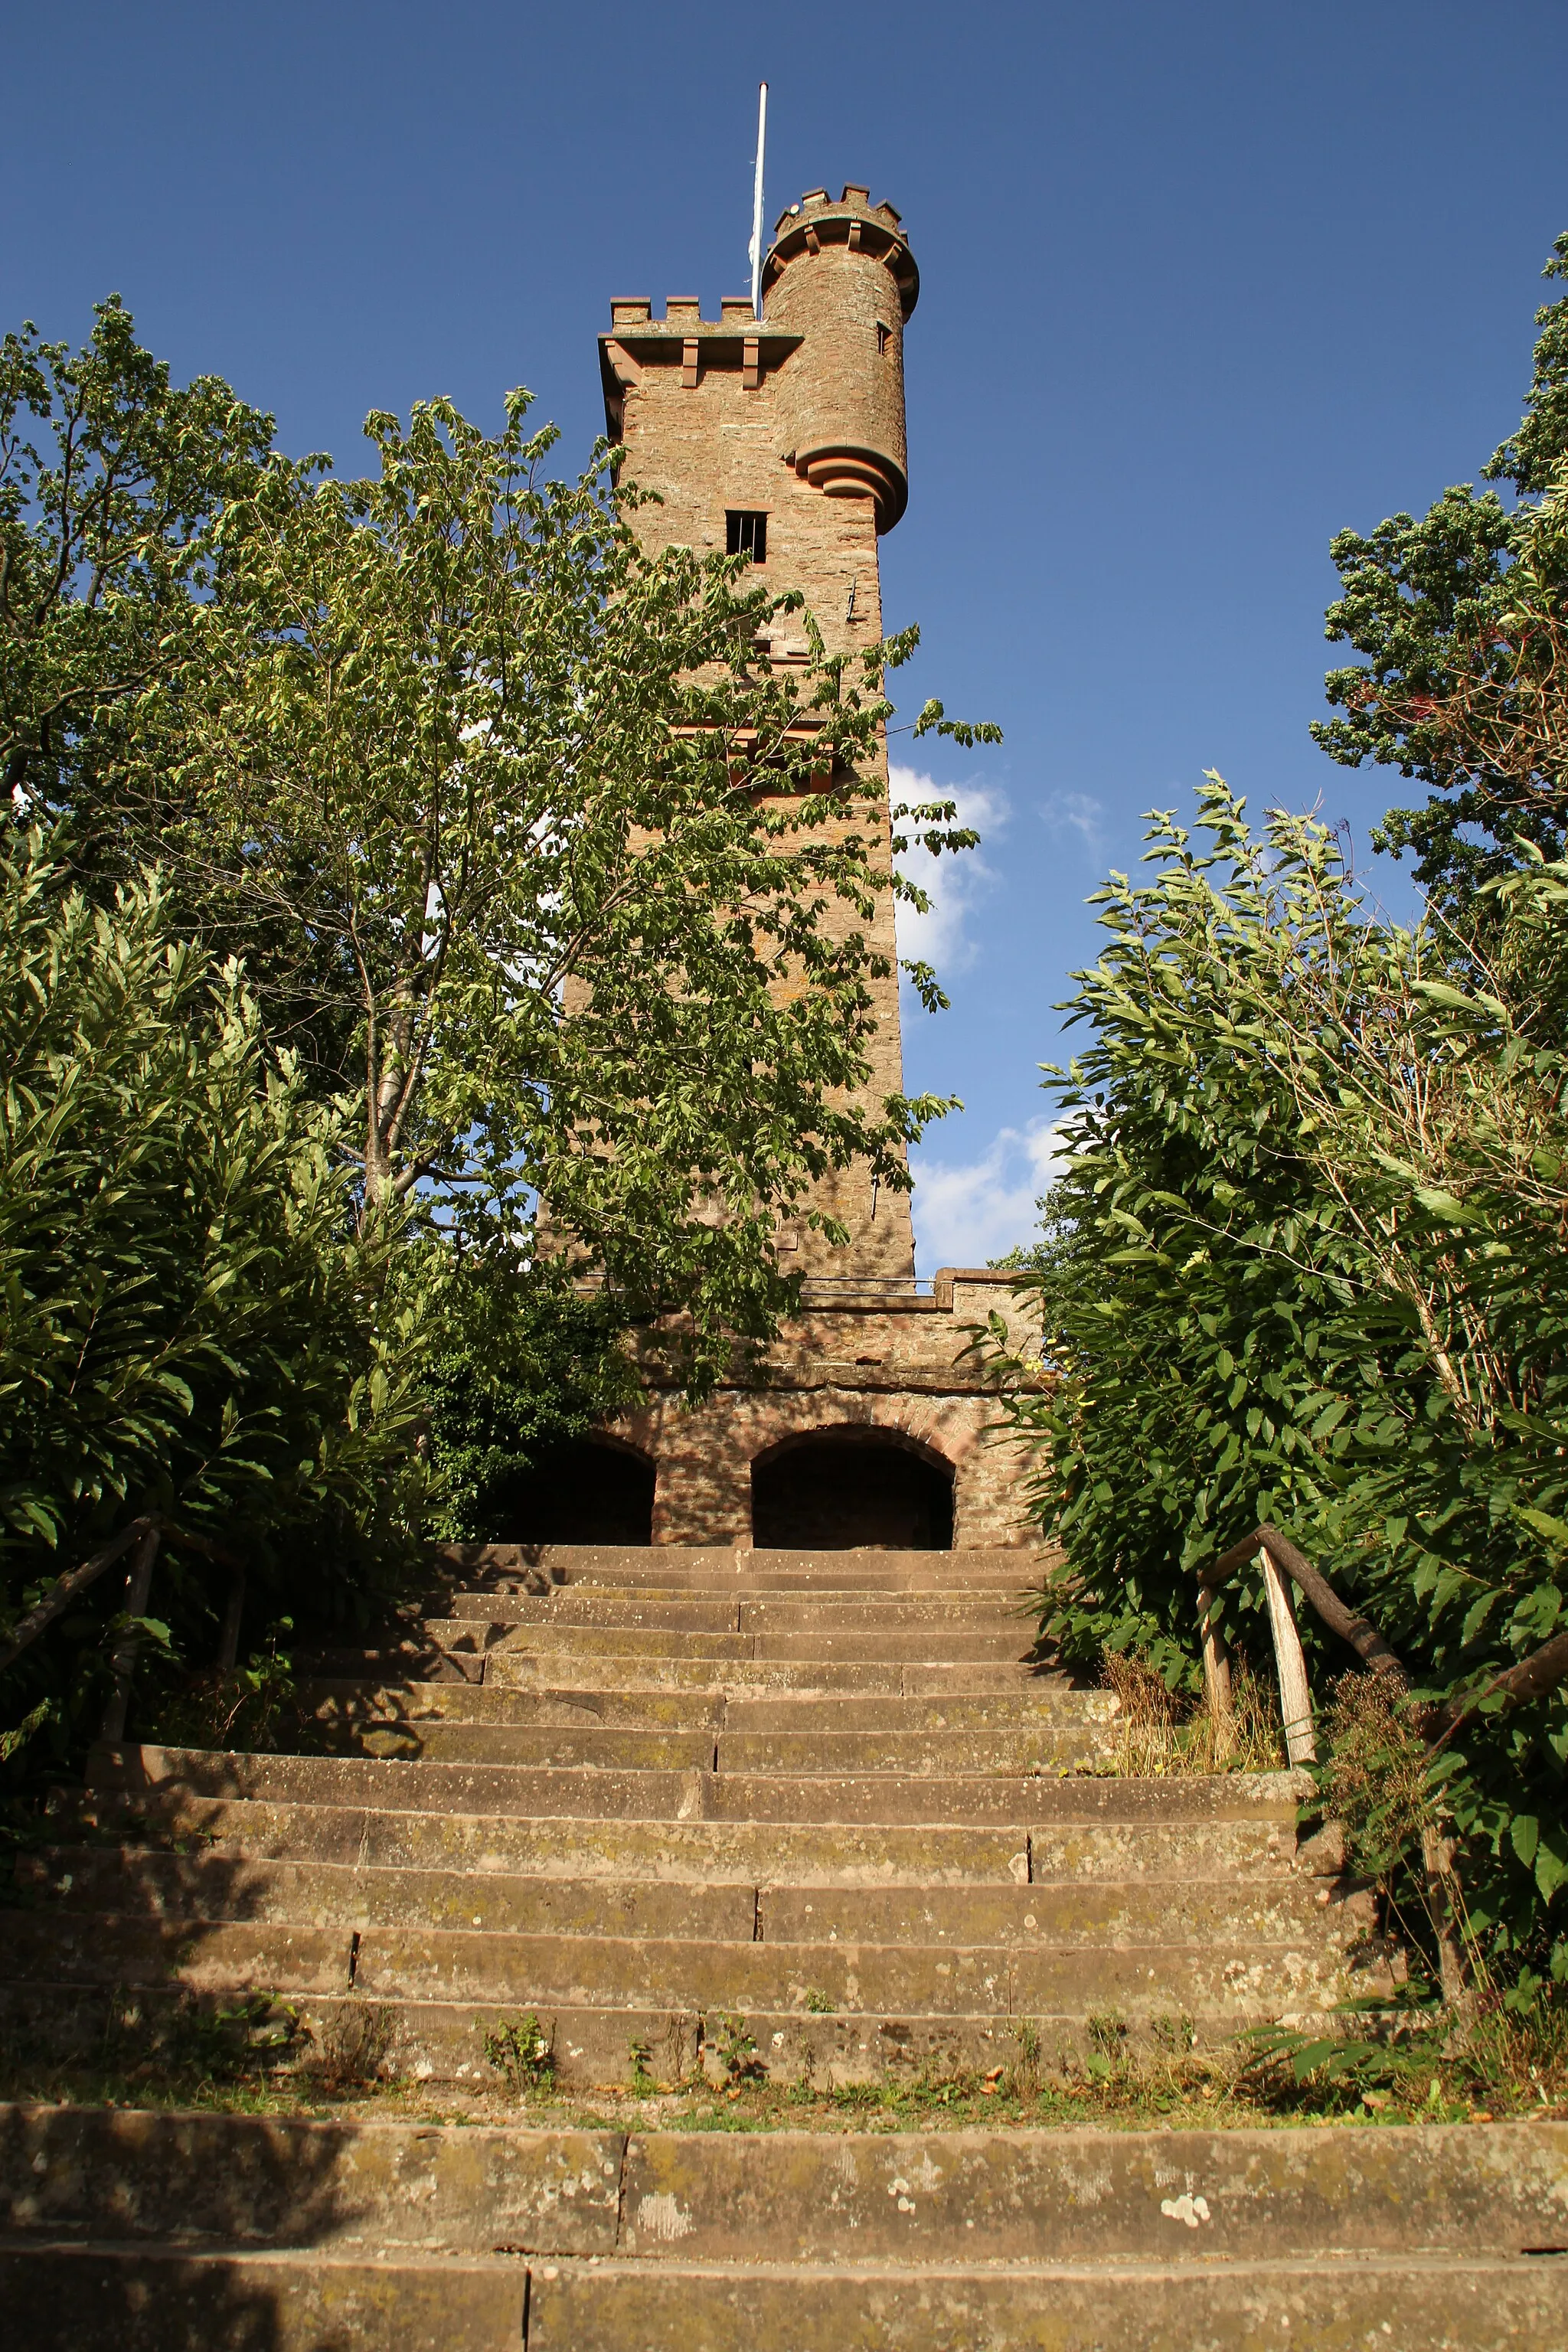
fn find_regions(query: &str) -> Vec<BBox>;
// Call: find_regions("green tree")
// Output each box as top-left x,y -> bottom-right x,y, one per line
1,297 -> 273,821
1314,234 -> 1568,913
990,779 -> 1567,1986
142,392 -> 979,1370
420,1258 -> 642,1541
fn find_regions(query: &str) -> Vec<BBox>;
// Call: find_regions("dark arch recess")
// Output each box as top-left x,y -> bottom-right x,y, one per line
750,1424 -> 954,1551
489,1434 -> 655,1547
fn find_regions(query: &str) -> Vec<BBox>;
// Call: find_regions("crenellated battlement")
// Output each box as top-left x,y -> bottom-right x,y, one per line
763,185 -> 918,322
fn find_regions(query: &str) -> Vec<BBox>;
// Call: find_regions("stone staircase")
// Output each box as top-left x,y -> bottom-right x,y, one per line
2,1542 -> 1564,2345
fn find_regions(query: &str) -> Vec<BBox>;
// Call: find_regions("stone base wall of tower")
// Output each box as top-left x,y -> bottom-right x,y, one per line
606,1273 -> 1046,1552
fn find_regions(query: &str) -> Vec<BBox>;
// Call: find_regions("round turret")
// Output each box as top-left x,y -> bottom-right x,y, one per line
761,185 -> 918,533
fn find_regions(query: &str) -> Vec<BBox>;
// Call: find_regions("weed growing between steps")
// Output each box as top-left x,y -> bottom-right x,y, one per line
3,1998 -> 1564,2134
1077,1655 -> 1286,1776
139,1632 -> 315,1757
484,2013 -> 554,2093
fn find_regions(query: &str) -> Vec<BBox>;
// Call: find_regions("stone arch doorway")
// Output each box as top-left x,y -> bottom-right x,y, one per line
492,1435 -> 655,1547
750,1425 -> 954,1550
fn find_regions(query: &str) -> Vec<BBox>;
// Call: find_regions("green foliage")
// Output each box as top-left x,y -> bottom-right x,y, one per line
421,1258 -> 641,1542
133,390 -> 974,1373
1315,232 -> 1568,910
0,296 -> 273,822
147,1624 -> 308,1757
484,2012 -> 555,2093
988,780 -> 1568,1988
1486,231 -> 1568,498
0,828 -> 423,1759
716,2014 -> 763,2082
7,301 -> 988,1387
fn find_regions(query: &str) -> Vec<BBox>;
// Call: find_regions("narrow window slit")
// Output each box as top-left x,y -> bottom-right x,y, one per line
727,510 -> 767,563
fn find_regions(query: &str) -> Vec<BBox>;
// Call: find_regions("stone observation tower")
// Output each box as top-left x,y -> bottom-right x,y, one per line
533,186 -> 1036,1550
599,184 -> 919,1285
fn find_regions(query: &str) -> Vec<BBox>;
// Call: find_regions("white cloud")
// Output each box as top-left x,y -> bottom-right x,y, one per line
891,766 -> 1008,986
1041,790 -> 1106,858
910,1118 -> 1063,1273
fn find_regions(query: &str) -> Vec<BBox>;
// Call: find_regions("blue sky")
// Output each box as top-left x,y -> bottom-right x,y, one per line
6,1 -> 1566,1268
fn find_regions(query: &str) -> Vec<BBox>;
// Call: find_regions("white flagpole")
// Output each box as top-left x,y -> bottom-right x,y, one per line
748,81 -> 769,318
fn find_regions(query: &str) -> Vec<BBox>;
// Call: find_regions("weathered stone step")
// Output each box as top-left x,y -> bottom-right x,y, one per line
90,1746 -> 1305,1831
710,1729 -> 1104,1775
521,2256 -> 1565,2352
462,1623 -> 1032,1664
483,1648 -> 911,1692
0,2104 -> 622,2252
345,1926 -> 1372,2017
3,1909 -> 1369,2020
762,1876 -> 1362,1947
445,1622 -> 756,1660
70,1789 -> 1304,1884
0,1976 -> 1338,2084
18,1851 -> 756,1940
0,2243 -> 523,2351
292,1642 -> 489,1683
614,2122 -> 1568,2265
315,1721 -> 1104,1774
7,2107 -> 1561,2264
723,1688 -> 1102,1730
337,1723 -> 724,1769
475,1572 -> 1034,1598
0,1982 -> 1325,2099
304,1680 -> 1095,1736
486,1655 -> 1056,1697
2,2239 -> 1555,2352
443,1592 -> 1028,1631
307,1680 -> 730,1730
21,1849 -> 1353,1949
439,1543 -> 1045,1589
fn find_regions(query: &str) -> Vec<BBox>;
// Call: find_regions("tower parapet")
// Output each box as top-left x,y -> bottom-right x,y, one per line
761,185 -> 918,531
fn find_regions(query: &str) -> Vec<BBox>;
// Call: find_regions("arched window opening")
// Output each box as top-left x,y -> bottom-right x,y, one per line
490,1436 -> 655,1547
750,1425 -> 953,1550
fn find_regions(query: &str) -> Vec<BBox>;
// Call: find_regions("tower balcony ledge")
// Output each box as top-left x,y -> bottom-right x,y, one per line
792,442 -> 908,533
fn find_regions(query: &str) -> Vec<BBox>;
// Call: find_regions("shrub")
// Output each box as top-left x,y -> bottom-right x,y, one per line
0,829 -> 423,1767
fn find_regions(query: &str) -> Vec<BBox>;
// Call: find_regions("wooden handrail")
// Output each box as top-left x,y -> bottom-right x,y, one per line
1199,1523 -> 1568,1749
1206,1524 -> 1410,1685
2,1514 -> 250,1713
0,1517 -> 158,1676
1199,1521 -> 1568,2012
1427,1628 -> 1568,1752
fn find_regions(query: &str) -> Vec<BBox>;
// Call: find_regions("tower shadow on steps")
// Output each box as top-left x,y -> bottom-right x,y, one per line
0,2101 -> 374,2350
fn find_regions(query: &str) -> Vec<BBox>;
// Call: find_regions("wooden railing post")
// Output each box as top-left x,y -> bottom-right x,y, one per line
1258,1540 -> 1317,1766
217,1569 -> 247,1674
1187,1520 -> 1568,2011
100,1524 -> 163,1746
1196,1581 -> 1234,1726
